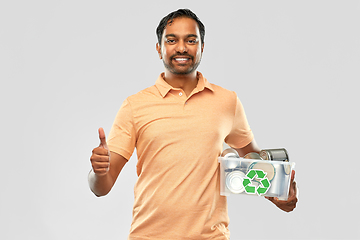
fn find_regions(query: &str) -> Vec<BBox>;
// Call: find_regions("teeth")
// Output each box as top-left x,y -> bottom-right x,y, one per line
174,58 -> 189,61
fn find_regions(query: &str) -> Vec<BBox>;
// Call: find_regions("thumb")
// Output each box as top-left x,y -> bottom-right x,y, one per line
98,127 -> 108,150
291,169 -> 296,182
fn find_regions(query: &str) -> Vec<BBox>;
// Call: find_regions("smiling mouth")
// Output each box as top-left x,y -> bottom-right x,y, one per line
174,58 -> 189,61
172,57 -> 191,64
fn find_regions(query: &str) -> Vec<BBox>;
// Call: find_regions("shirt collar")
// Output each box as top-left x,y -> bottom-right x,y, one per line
155,72 -> 214,98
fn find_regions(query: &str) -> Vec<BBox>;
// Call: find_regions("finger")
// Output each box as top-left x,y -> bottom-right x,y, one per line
91,160 -> 110,174
272,194 -> 296,203
93,167 -> 109,175
291,181 -> 297,195
90,153 -> 110,163
98,127 -> 108,149
291,169 -> 295,182
287,179 -> 297,201
92,161 -> 110,169
283,192 -> 298,206
92,146 -> 109,156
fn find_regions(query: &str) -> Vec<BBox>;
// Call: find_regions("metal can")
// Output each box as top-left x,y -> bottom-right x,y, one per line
259,148 -> 289,162
244,152 -> 262,160
221,148 -> 240,158
259,149 -> 291,198
221,148 -> 240,170
225,171 -> 246,194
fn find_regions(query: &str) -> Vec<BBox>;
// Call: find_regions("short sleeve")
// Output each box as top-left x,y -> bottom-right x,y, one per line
107,99 -> 136,160
224,95 -> 254,149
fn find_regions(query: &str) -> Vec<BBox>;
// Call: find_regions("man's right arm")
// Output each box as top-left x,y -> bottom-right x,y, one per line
88,128 -> 128,197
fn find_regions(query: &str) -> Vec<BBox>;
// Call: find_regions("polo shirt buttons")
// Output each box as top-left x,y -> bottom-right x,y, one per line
179,92 -> 183,96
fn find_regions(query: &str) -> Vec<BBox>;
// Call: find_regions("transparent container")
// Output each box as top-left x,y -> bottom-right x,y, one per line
218,157 -> 295,200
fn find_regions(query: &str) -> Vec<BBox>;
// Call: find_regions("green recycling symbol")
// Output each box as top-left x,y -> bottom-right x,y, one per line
242,169 -> 271,195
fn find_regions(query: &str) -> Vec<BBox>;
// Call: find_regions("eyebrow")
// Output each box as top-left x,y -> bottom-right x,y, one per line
164,34 -> 198,39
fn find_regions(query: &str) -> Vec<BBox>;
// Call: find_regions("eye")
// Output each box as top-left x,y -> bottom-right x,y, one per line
166,39 -> 176,44
187,39 -> 197,44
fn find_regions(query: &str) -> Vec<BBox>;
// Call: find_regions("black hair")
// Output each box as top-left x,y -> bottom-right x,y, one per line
156,9 -> 205,46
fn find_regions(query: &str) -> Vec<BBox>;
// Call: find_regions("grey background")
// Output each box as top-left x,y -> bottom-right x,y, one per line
1,0 -> 359,239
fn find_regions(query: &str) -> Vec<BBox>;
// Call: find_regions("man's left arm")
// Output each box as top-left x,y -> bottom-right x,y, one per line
233,139 -> 298,212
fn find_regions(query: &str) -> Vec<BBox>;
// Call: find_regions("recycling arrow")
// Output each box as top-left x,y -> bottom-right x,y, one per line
242,169 -> 271,196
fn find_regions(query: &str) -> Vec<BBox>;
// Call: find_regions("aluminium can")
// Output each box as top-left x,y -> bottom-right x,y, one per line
259,148 -> 289,162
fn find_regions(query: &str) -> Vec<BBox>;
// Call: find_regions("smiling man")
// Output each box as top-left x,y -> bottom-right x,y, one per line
156,15 -> 204,96
89,9 -> 297,240
157,17 -> 203,74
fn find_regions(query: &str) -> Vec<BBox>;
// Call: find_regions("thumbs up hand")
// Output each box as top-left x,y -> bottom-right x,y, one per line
90,128 -> 110,176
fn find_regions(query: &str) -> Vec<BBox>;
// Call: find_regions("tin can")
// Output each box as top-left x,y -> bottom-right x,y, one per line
259,149 -> 291,198
226,171 -> 246,194
248,161 -> 276,182
244,152 -> 262,160
221,148 -> 240,169
221,148 -> 240,158
259,148 -> 289,162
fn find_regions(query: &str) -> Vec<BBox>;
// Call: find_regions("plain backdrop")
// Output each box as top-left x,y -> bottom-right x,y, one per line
1,0 -> 359,239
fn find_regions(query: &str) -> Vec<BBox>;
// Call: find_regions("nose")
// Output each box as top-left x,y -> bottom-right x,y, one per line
176,40 -> 187,53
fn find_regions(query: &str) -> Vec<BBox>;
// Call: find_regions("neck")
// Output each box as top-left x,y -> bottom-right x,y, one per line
163,71 -> 199,97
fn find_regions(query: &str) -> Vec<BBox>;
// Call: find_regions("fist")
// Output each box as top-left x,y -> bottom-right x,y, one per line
90,128 -> 110,176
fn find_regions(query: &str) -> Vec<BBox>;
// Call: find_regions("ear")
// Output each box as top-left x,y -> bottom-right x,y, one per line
201,42 -> 205,53
156,43 -> 162,59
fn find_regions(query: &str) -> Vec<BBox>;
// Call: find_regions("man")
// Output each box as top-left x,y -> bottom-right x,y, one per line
89,9 -> 297,239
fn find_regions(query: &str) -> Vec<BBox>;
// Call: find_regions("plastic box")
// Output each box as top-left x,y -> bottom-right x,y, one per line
218,157 -> 295,200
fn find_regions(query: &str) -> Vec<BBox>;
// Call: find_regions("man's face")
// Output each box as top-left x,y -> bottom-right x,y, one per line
156,17 -> 204,75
